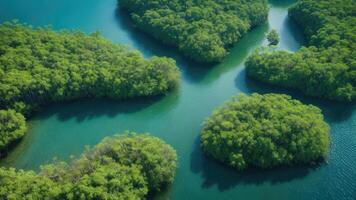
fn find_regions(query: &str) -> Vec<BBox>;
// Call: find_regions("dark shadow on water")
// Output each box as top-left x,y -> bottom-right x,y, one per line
0,120 -> 42,169
197,24 -> 268,85
279,14 -> 305,50
235,68 -> 356,123
32,91 -> 179,123
190,137 -> 318,192
148,183 -> 174,200
0,137 -> 23,159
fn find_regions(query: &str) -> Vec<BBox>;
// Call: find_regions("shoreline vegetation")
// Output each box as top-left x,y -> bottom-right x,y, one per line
0,0 -> 354,199
119,0 -> 269,63
0,22 -> 180,154
0,109 -> 26,157
0,133 -> 178,200
200,93 -> 330,170
246,0 -> 356,102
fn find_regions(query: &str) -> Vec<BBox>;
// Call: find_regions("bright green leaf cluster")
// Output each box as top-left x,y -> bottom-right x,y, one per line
0,109 -> 26,156
0,22 -> 180,115
0,168 -> 62,200
0,133 -> 177,200
246,0 -> 356,101
200,93 -> 330,170
120,0 -> 269,63
267,29 -> 279,45
0,21 -> 180,153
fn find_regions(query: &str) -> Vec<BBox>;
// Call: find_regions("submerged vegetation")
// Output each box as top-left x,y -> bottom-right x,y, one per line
246,0 -> 356,101
0,22 -> 180,153
120,0 -> 269,63
0,133 -> 177,200
201,93 -> 330,170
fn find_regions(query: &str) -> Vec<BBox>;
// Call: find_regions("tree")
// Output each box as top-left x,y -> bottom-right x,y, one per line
0,110 -> 26,156
0,168 -> 61,200
65,163 -> 148,200
267,29 -> 279,45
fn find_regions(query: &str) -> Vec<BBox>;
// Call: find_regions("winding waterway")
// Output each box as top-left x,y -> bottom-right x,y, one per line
1,0 -> 355,199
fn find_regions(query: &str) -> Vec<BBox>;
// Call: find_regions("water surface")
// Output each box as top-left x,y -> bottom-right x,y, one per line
0,0 -> 355,199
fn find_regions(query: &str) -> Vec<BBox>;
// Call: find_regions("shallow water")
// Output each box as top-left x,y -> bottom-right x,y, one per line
0,0 -> 355,199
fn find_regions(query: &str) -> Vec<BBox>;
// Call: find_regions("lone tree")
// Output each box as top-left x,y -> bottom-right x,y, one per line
267,29 -> 279,45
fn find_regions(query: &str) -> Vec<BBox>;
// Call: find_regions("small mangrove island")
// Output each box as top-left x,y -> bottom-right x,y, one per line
0,133 -> 177,200
200,93 -> 330,170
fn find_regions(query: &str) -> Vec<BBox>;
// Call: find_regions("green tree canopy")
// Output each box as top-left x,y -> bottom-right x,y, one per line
0,21 -> 180,153
0,133 -> 177,200
267,29 -> 279,45
246,0 -> 356,101
0,168 -> 61,200
0,109 -> 26,156
120,0 -> 269,63
200,93 -> 330,170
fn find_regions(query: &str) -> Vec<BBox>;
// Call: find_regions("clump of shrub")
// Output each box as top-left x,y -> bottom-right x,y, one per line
200,93 -> 330,170
0,109 -> 26,156
267,29 -> 279,45
0,133 -> 178,200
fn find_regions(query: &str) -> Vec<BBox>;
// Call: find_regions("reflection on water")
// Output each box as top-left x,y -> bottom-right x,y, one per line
190,137 -> 319,192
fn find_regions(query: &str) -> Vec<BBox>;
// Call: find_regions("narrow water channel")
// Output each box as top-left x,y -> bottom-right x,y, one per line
0,0 -> 355,199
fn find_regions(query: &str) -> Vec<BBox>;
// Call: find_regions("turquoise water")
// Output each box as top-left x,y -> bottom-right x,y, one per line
1,0 -> 355,199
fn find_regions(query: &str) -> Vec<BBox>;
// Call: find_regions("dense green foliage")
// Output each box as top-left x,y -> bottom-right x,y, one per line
0,22 -> 180,153
0,109 -> 26,156
83,133 -> 178,192
267,29 -> 279,45
200,93 -> 330,170
120,0 -> 269,63
0,22 -> 180,115
0,168 -> 62,200
0,133 -> 177,200
246,0 -> 356,101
